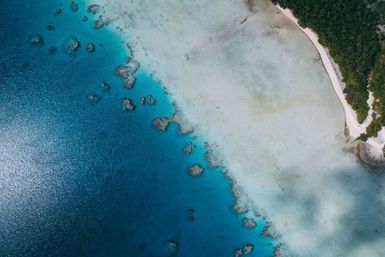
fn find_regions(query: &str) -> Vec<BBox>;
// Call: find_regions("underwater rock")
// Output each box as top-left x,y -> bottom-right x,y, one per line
63,36 -> 81,55
145,95 -> 156,105
115,65 -> 132,80
183,142 -> 195,155
140,95 -> 156,105
231,184 -> 251,214
87,93 -> 102,103
47,25 -> 55,31
70,1 -> 79,12
86,43 -> 95,53
242,244 -> 254,255
152,107 -> 193,135
29,34 -> 44,46
87,4 -> 102,15
55,8 -> 62,16
121,97 -> 135,112
126,42 -> 134,56
49,46 -> 57,54
115,58 -> 140,78
115,58 -> 140,89
185,208 -> 195,223
242,218 -> 257,228
123,75 -> 136,89
273,245 -> 282,257
233,203 -> 247,214
115,65 -> 137,80
126,57 -> 140,72
94,16 -> 111,30
234,248 -> 244,257
170,106 -> 194,135
261,222 -> 275,239
234,243 -> 254,257
100,81 -> 111,91
188,164 -> 205,177
167,240 -> 179,253
205,151 -> 223,168
152,118 -> 171,132
82,16 -> 88,22
204,142 -> 224,168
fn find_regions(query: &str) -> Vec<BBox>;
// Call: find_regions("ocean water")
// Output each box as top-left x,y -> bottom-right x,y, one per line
0,1 -> 274,257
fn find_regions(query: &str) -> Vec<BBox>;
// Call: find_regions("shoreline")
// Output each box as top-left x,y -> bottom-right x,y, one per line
90,1 -> 385,256
275,5 -> 385,166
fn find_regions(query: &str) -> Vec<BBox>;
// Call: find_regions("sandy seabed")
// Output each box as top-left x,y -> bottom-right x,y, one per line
88,0 -> 385,256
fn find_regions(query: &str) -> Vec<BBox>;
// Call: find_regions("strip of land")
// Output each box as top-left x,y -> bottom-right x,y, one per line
276,5 -> 385,165
276,6 -> 373,139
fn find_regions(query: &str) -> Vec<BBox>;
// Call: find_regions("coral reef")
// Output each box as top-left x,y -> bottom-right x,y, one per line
121,97 -> 136,112
188,164 -> 205,177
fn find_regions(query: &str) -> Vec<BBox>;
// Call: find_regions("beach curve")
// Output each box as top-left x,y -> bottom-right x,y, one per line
276,5 -> 385,166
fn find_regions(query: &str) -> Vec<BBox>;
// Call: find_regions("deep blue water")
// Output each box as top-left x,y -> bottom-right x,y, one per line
0,1 -> 274,256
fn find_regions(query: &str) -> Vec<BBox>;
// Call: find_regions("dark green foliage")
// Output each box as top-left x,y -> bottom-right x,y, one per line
366,46 -> 385,138
369,1 -> 385,24
272,0 -> 381,123
370,50 -> 385,105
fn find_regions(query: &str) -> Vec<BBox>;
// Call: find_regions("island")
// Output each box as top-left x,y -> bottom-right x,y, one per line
273,0 -> 385,165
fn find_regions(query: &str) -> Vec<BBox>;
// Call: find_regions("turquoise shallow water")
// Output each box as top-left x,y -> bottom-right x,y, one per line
0,1 -> 274,256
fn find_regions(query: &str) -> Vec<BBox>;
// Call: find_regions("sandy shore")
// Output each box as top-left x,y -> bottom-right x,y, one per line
276,5 -> 385,165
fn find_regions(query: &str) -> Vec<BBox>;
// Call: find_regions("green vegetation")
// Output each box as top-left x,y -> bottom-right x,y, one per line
368,0 -> 385,25
272,0 -> 384,129
363,45 -> 385,139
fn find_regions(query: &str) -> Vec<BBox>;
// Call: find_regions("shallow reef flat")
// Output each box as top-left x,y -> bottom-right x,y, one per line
0,1 -> 274,257
87,0 -> 385,256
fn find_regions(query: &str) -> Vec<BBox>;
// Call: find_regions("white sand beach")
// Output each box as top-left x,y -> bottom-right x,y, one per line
277,6 -> 385,165
89,0 -> 385,256
276,6 -> 374,139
